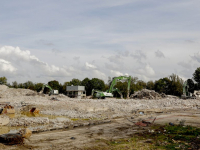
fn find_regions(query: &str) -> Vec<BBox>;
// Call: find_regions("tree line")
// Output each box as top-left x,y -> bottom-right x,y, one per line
1,67 -> 200,98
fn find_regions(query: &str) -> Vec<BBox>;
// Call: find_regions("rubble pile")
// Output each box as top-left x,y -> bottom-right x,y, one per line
0,85 -> 200,136
8,117 -> 50,127
0,85 -> 38,98
130,89 -> 167,99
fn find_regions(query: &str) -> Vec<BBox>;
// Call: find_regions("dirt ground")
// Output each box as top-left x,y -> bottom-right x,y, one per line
0,85 -> 200,149
1,109 -> 200,150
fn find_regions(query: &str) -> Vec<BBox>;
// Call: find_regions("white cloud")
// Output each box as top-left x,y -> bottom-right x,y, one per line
137,64 -> 155,77
0,46 -> 71,82
92,70 -> 106,81
0,46 -> 42,64
85,62 -> 97,69
0,1 -> 200,83
0,59 -> 17,73
110,70 -> 123,76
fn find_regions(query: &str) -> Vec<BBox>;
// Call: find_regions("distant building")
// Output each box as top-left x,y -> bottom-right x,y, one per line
66,86 -> 86,99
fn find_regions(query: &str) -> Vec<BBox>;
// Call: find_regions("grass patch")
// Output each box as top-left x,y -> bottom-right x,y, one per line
84,138 -> 159,150
136,124 -> 200,149
84,124 -> 200,150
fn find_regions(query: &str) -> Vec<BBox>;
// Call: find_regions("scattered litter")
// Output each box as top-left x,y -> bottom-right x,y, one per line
70,137 -> 76,140
21,101 -> 28,106
30,107 -> 40,114
135,117 -> 156,127
139,112 -> 144,115
169,122 -> 174,126
50,97 -> 59,101
135,121 -> 148,127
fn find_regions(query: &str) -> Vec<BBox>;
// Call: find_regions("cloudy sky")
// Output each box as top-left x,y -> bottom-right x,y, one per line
0,0 -> 200,84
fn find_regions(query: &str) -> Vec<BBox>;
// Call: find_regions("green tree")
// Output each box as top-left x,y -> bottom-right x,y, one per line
193,67 -> 200,84
18,83 -> 24,88
68,78 -> 81,86
48,80 -> 60,90
136,80 -> 146,90
90,78 -> 105,93
129,77 -> 139,94
23,81 -> 35,90
146,81 -> 154,90
187,79 -> 195,93
81,78 -> 92,96
154,77 -> 171,94
60,82 -> 69,94
104,84 -> 110,91
12,81 -> 18,88
168,74 -> 184,96
0,77 -> 7,85
115,81 -> 128,98
35,83 -> 43,92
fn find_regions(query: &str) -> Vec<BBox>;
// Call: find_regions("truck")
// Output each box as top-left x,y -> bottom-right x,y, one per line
92,76 -> 131,99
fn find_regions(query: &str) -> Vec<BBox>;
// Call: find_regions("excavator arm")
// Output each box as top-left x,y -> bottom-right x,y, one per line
107,76 -> 132,99
112,88 -> 123,98
40,84 -> 53,95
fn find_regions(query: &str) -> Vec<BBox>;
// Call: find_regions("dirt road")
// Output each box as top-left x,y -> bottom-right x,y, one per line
2,109 -> 200,150
0,118 -> 139,150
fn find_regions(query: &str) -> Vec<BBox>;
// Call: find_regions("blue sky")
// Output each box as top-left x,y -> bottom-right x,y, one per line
0,0 -> 200,84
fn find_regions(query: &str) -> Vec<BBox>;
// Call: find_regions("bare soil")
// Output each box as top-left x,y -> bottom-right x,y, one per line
0,85 -> 200,149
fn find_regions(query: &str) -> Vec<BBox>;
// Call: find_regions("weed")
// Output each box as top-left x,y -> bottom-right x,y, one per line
83,124 -> 200,150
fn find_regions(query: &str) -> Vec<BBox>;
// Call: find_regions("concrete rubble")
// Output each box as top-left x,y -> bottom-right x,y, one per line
130,89 -> 167,99
0,85 -> 200,134
0,115 -> 9,126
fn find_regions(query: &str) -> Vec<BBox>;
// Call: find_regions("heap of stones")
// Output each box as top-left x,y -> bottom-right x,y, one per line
130,89 -> 167,100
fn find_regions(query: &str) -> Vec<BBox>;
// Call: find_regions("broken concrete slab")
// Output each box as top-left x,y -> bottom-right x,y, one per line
0,115 -> 9,126
19,128 -> 32,139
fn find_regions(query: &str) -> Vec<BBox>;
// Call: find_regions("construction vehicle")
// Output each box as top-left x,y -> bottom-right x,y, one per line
181,80 -> 195,99
92,76 -> 131,99
39,84 -> 59,96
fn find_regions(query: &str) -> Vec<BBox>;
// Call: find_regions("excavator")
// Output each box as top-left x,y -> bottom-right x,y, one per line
92,76 -> 131,99
182,79 -> 195,99
39,84 -> 59,96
